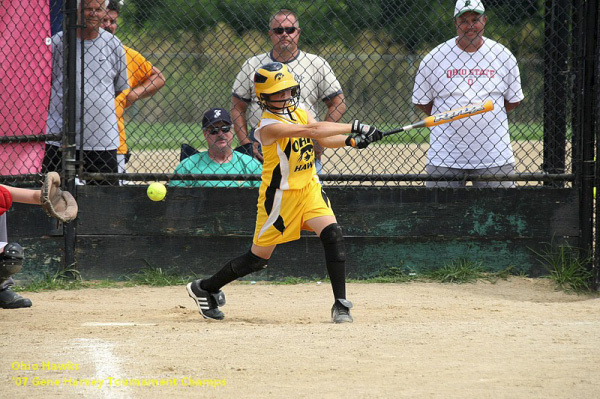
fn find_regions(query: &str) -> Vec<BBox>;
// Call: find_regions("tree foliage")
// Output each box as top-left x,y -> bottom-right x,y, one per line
122,0 -> 543,55
116,0 -> 546,127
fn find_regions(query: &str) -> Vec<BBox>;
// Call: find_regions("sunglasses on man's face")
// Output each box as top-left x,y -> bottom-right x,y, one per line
271,27 -> 298,35
208,125 -> 232,135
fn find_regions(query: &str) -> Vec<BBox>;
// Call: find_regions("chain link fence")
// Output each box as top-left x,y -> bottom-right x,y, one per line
0,0 -> 592,188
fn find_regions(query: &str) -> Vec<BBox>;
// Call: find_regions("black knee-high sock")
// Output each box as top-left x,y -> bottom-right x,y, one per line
320,223 -> 347,300
200,263 -> 237,293
326,260 -> 346,300
201,251 -> 268,293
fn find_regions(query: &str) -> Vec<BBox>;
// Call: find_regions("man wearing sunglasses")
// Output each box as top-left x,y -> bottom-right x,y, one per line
231,9 -> 346,172
171,108 -> 262,188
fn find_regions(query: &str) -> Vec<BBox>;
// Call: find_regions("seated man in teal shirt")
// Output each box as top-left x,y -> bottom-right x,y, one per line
172,108 -> 262,187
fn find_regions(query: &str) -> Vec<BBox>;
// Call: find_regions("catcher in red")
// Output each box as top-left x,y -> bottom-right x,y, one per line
0,173 -> 78,308
0,172 -> 78,223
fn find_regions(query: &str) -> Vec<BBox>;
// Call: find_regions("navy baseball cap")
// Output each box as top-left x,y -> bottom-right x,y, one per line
202,108 -> 232,128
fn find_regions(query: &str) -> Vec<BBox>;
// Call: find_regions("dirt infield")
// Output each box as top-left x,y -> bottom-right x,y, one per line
126,141 -> 553,177
1,278 -> 598,398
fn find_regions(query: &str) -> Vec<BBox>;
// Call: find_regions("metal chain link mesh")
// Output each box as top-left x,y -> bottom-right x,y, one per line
0,1 -> 53,180
0,1 -> 580,188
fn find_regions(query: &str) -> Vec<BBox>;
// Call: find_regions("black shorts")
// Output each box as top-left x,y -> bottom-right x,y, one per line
42,144 -> 118,185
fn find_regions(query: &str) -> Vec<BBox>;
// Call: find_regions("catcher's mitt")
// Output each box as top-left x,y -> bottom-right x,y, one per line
40,172 -> 78,223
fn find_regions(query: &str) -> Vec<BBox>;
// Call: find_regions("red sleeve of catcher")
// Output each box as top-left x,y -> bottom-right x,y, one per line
0,186 -> 13,215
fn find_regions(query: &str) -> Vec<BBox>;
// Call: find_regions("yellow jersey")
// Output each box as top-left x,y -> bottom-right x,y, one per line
255,107 -> 316,191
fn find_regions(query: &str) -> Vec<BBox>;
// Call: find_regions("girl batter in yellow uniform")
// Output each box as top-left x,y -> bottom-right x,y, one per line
187,62 -> 382,323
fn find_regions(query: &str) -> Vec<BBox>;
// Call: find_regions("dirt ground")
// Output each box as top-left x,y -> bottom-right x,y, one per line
126,141 -> 556,178
1,278 -> 598,398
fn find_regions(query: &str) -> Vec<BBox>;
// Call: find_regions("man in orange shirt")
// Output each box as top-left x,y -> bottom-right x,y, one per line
102,0 -> 166,178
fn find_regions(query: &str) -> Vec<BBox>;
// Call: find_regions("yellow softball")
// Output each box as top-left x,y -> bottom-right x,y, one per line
147,182 -> 167,201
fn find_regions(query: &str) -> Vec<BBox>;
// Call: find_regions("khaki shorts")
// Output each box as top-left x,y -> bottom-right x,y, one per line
425,164 -> 516,188
253,176 -> 334,247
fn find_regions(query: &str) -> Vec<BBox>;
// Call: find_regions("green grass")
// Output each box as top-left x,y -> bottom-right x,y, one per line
127,121 -> 546,150
14,268 -> 120,292
128,122 -> 209,151
13,261 -> 515,293
350,262 -> 419,283
421,257 -> 487,283
269,276 -> 317,285
14,266 -> 195,292
11,255 -> 567,293
125,266 -> 192,287
530,242 -> 595,293
355,258 -> 514,284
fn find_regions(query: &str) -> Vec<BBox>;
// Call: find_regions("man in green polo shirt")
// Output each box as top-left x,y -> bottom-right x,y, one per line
171,108 -> 262,188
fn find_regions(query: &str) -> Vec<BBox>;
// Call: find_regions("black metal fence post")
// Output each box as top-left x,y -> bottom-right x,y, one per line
543,0 -> 570,187
579,0 -> 599,283
62,0 -> 78,272
592,0 -> 600,289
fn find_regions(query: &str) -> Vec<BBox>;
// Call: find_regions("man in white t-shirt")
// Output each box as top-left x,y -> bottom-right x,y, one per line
231,9 -> 346,172
412,0 -> 524,187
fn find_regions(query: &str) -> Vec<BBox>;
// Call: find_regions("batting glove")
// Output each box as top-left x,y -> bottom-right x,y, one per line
346,120 -> 383,149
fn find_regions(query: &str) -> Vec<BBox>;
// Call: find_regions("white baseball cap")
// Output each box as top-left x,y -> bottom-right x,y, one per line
454,0 -> 485,18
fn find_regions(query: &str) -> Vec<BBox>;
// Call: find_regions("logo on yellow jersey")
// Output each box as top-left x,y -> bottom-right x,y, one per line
292,138 -> 314,171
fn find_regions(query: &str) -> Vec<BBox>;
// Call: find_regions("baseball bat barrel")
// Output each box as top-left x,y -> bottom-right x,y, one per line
381,100 -> 494,138
423,100 -> 493,127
